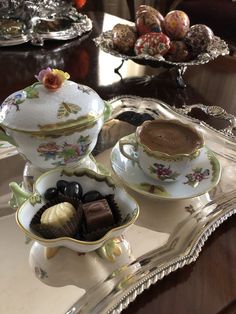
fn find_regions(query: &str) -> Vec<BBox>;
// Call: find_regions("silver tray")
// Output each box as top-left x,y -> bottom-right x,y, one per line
63,96 -> 236,313
0,13 -> 92,46
2,97 -> 236,313
94,30 -> 229,68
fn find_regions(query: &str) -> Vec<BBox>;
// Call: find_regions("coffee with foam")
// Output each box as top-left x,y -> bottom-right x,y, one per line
138,120 -> 203,155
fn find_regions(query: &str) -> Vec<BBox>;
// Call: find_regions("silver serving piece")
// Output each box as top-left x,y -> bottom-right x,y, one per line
1,96 -> 236,313
95,30 -> 229,67
94,31 -> 229,87
0,0 -> 92,46
64,96 -> 236,313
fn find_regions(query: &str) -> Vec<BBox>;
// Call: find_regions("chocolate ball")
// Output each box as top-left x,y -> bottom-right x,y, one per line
82,191 -> 103,203
44,187 -> 59,201
56,180 -> 69,194
64,182 -> 83,199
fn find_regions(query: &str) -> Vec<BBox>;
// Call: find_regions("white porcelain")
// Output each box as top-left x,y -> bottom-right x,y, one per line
29,235 -> 135,290
22,154 -> 98,193
0,78 -> 109,170
16,168 -> 139,252
9,154 -> 99,210
111,134 -> 221,200
119,120 -> 204,182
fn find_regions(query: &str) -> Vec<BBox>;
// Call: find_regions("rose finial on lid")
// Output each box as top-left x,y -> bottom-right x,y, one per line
35,67 -> 70,91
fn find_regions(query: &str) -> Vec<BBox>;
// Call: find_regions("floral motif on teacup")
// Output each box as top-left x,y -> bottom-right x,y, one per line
184,167 -> 210,187
149,163 -> 180,181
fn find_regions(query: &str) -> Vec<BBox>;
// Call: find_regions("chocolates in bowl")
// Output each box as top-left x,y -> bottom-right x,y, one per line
16,168 -> 139,252
30,179 -> 122,241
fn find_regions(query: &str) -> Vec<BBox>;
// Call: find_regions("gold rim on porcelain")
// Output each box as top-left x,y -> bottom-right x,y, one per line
1,112 -> 103,136
136,119 -> 205,159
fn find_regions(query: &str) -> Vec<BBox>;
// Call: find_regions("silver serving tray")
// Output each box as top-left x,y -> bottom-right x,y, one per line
0,13 -> 92,46
94,30 -> 229,68
63,96 -> 236,313
2,97 -> 236,313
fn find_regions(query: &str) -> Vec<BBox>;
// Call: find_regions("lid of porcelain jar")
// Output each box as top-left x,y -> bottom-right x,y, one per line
0,69 -> 104,133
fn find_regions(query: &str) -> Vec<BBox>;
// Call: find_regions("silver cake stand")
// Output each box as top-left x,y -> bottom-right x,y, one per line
94,30 -> 229,88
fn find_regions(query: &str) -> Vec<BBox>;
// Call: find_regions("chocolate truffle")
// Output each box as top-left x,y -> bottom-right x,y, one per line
82,199 -> 114,232
39,201 -> 80,238
40,202 -> 76,227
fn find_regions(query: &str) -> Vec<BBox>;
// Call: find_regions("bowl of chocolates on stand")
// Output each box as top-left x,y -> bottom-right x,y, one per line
95,5 -> 229,67
16,168 -> 139,252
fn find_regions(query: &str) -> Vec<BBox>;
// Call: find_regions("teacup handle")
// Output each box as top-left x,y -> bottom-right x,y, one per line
119,139 -> 139,162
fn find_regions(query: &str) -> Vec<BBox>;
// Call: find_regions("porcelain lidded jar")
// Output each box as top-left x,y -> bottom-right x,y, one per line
0,68 -> 109,170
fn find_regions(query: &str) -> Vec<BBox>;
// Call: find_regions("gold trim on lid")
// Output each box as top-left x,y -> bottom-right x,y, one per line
1,113 -> 103,138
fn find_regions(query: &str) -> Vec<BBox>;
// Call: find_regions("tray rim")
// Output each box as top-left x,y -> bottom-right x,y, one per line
108,95 -> 236,142
107,207 -> 236,314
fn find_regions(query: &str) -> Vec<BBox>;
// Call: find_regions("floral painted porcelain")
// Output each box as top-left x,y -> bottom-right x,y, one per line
0,68 -> 110,170
16,168 -> 139,252
111,134 -> 221,200
119,119 -> 204,182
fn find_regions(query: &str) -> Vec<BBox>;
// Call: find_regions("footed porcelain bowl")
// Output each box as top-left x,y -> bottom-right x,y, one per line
16,168 -> 139,252
29,236 -> 136,290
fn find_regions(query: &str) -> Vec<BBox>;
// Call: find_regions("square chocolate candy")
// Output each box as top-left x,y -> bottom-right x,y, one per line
82,199 -> 114,232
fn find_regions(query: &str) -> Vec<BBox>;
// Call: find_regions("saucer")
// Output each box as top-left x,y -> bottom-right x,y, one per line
110,134 -> 221,200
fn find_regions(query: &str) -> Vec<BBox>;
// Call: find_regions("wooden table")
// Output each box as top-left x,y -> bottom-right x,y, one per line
1,12 -> 236,314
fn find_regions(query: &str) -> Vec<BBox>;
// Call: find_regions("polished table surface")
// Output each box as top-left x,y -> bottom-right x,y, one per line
1,11 -> 236,314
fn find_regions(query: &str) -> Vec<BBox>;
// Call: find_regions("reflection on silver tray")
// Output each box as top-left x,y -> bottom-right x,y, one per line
62,96 -> 236,313
0,14 -> 92,46
94,30 -> 229,67
2,96 -> 236,313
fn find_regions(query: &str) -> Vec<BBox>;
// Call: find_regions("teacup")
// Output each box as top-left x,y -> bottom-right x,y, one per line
119,119 -> 204,182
